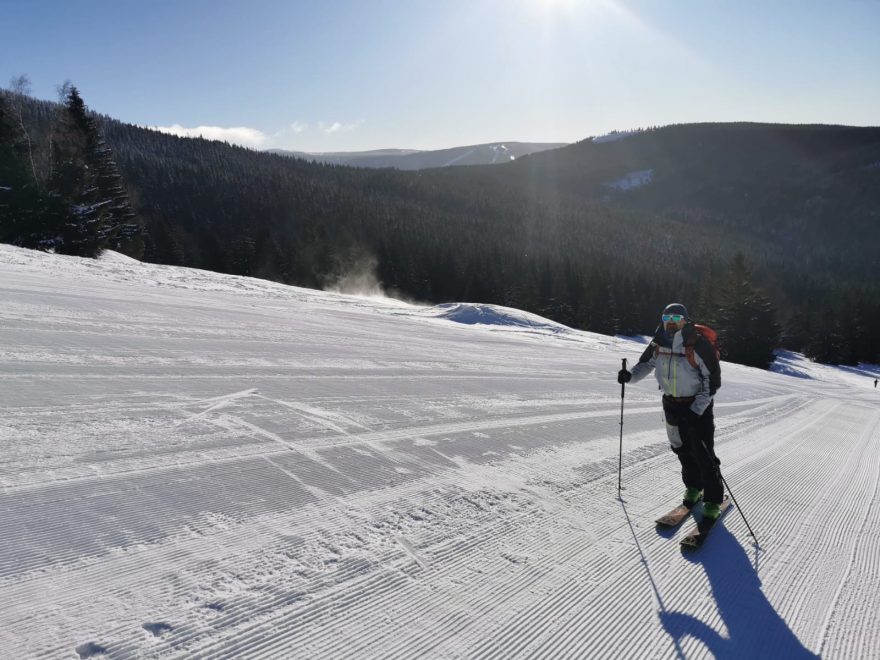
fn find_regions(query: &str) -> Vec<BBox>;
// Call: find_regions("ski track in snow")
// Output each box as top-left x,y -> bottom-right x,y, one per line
1,245 -> 879,659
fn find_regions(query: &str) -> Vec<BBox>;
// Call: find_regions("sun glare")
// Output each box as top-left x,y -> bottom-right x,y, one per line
533,0 -> 577,10
537,0 -> 591,9
525,0 -> 609,23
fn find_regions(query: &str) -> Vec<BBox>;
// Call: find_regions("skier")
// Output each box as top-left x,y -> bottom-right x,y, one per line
875,378 -> 878,389
617,303 -> 724,533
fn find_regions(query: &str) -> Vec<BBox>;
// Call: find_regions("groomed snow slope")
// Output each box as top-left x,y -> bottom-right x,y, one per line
1,245 -> 879,659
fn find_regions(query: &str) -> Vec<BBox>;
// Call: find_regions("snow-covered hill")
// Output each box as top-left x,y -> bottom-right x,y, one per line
1,244 -> 878,659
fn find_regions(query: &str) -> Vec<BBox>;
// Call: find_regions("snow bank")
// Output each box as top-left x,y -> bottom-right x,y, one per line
98,249 -> 142,264
771,348 -> 880,388
422,302 -> 570,333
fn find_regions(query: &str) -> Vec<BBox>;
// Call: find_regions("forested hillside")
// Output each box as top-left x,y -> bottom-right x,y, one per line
482,123 -> 880,282
2,89 -> 878,366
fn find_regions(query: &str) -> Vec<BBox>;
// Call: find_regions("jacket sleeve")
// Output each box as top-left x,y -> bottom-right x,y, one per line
690,350 -> 714,415
629,342 -> 657,383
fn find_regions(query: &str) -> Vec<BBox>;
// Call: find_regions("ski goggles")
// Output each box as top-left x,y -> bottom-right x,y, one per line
661,314 -> 685,323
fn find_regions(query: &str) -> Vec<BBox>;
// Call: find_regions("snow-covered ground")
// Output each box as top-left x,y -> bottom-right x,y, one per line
1,244 -> 879,659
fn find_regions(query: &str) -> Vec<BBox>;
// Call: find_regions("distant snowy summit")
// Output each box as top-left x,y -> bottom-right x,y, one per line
267,142 -> 567,170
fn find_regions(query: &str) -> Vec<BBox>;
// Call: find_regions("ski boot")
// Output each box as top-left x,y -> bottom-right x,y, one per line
682,487 -> 703,509
698,501 -> 722,534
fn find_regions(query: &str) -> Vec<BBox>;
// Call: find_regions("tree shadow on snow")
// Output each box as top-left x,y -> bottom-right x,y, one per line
661,525 -> 819,658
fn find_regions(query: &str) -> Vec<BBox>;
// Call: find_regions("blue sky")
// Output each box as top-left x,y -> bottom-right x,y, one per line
2,0 -> 878,151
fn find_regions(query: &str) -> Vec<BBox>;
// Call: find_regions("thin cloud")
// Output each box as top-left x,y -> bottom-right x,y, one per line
149,124 -> 268,149
318,120 -> 364,135
289,120 -> 309,133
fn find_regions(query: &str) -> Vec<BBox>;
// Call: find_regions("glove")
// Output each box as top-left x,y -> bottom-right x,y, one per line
683,407 -> 702,424
617,369 -> 632,384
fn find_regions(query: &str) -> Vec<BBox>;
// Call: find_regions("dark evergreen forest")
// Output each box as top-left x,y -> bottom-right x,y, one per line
2,87 -> 879,368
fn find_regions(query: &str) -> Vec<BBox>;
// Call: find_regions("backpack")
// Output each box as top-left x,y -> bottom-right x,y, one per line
687,324 -> 721,394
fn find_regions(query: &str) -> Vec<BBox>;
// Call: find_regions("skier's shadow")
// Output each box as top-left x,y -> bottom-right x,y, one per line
661,525 -> 819,658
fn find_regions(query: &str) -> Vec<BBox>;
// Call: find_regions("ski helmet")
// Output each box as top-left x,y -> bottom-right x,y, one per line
662,303 -> 689,320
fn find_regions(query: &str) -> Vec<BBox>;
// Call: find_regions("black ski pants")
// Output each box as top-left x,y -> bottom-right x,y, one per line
663,397 -> 724,504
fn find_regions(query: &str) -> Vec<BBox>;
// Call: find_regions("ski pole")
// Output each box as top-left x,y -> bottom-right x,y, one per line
700,438 -> 759,545
719,472 -> 759,546
618,357 -> 626,497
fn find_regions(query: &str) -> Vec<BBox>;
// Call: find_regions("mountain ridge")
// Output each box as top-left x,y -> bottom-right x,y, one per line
267,141 -> 567,169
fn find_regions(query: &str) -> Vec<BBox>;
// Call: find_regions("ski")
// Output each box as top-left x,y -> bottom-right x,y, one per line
680,497 -> 732,549
655,502 -> 699,528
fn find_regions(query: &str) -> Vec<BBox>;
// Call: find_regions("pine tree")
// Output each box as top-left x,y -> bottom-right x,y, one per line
48,85 -> 106,255
710,253 -> 781,369
842,298 -> 870,366
49,85 -> 141,257
90,127 -> 143,257
805,316 -> 845,365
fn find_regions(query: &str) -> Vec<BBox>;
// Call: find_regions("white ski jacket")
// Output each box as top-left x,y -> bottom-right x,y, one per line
629,328 -> 715,416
